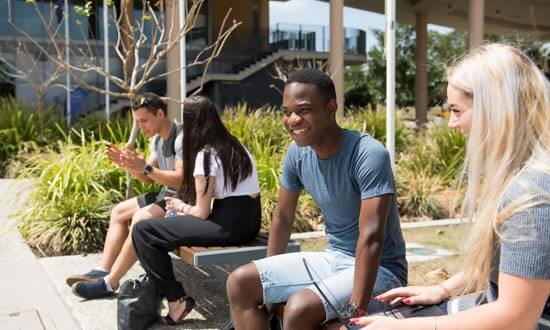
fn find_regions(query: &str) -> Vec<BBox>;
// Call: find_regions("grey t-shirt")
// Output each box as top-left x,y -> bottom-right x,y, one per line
280,129 -> 408,285
492,170 -> 550,328
455,170 -> 550,329
150,122 -> 183,194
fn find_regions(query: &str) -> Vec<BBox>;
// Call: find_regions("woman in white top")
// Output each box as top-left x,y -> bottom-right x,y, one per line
132,95 -> 261,325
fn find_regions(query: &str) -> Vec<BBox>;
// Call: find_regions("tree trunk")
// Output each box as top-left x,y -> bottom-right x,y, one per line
120,0 -> 135,85
120,0 -> 138,198
35,87 -> 46,132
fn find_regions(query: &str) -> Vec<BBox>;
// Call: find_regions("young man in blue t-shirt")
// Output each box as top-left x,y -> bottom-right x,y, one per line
226,69 -> 407,329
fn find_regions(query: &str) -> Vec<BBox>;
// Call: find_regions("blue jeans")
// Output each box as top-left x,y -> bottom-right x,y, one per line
253,249 -> 403,321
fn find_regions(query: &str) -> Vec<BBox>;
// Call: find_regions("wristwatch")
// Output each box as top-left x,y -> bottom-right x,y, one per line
143,164 -> 154,176
339,303 -> 367,319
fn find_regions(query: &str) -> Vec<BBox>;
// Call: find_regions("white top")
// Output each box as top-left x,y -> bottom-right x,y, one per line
193,148 -> 260,199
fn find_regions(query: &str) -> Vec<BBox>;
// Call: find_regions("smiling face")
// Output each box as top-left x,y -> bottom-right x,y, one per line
447,84 -> 473,135
133,107 -> 164,137
282,82 -> 337,147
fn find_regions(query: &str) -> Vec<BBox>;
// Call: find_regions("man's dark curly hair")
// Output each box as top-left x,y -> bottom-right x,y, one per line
285,68 -> 336,102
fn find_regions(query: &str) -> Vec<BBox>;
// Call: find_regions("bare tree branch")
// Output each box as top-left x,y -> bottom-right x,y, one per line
8,0 -> 241,196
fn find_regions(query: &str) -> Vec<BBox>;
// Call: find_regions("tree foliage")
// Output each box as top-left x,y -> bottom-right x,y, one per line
345,25 -> 550,109
345,25 -> 468,108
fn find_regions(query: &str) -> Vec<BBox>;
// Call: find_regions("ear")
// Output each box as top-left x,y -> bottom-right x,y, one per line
157,108 -> 166,118
326,99 -> 337,118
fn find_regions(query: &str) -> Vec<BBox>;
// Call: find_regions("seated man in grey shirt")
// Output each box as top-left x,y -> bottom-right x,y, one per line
226,69 -> 407,329
66,93 -> 184,299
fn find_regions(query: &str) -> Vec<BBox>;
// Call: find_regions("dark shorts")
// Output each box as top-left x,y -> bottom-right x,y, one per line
136,190 -> 170,211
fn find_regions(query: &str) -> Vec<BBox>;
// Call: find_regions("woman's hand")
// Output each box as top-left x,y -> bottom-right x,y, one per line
375,285 -> 448,306
350,316 -> 407,329
165,197 -> 189,214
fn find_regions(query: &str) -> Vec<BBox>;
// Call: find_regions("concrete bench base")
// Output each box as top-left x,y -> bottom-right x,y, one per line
178,233 -> 301,267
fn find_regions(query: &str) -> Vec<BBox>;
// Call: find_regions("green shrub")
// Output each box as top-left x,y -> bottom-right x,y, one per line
17,129 -> 157,255
344,107 -> 413,154
396,166 -> 444,219
399,126 -> 465,186
72,111 -> 150,150
0,98 -> 61,176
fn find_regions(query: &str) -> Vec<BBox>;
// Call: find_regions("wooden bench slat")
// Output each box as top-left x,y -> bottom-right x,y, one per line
179,247 -> 195,265
177,232 -> 301,267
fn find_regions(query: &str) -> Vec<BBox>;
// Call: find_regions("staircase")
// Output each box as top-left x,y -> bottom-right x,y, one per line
186,50 -> 286,92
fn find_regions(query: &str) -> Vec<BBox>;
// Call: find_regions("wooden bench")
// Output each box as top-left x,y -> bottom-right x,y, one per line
177,233 -> 301,267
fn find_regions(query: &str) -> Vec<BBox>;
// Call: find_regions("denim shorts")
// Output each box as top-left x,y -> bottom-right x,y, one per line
253,249 -> 403,321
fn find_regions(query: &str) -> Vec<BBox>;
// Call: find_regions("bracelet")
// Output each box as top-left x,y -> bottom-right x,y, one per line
438,283 -> 451,299
432,317 -> 437,330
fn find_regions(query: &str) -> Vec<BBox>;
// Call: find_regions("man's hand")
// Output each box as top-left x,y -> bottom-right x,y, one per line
105,144 -> 125,167
120,149 -> 147,173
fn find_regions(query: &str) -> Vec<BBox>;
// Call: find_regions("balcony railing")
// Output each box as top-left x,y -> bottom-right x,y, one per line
270,23 -> 366,55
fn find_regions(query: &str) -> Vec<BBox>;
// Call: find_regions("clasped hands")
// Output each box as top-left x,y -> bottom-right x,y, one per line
164,196 -> 191,215
105,143 -> 146,173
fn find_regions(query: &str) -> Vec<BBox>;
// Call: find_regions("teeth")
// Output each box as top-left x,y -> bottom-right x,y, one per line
292,128 -> 309,135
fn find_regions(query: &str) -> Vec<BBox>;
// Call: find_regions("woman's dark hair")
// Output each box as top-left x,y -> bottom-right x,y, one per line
178,96 -> 253,203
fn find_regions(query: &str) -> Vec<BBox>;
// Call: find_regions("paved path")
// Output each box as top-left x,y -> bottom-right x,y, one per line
0,179 -> 79,330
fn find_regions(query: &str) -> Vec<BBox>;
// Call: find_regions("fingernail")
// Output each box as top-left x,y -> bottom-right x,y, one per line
403,298 -> 411,304
350,318 -> 359,323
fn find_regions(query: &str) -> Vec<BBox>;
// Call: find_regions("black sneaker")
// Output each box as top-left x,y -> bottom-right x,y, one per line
72,278 -> 114,300
66,269 -> 109,287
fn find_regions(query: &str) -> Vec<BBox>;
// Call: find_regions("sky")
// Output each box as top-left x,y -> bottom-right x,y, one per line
269,0 -> 453,50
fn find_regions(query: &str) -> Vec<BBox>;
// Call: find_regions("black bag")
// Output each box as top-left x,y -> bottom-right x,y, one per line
117,274 -> 162,330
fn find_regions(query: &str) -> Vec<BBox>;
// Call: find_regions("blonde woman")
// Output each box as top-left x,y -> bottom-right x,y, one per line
353,44 -> 550,329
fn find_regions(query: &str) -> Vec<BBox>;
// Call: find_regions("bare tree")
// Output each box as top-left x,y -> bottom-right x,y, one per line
268,57 -> 329,94
7,0 -> 241,195
0,5 -> 68,116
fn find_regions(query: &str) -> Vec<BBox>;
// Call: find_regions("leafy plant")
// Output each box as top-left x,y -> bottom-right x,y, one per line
344,107 -> 413,154
17,129 -> 156,255
396,166 -> 444,219
0,97 -> 61,176
399,126 -> 465,185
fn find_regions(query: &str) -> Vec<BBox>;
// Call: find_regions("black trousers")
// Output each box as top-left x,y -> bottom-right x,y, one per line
132,195 -> 261,301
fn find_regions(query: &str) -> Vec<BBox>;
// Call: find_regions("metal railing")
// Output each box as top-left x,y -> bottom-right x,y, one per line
270,23 -> 366,55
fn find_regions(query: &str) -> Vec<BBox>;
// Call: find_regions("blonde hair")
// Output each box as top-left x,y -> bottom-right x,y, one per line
447,43 -> 550,294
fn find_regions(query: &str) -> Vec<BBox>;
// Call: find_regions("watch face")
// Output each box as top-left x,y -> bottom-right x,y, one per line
339,303 -> 357,319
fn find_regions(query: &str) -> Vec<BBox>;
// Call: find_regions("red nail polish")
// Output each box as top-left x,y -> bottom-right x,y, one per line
350,318 -> 359,323
403,298 -> 411,304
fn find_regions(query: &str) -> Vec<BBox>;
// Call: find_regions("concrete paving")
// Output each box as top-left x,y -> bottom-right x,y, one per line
0,179 -> 80,330
41,253 -> 235,330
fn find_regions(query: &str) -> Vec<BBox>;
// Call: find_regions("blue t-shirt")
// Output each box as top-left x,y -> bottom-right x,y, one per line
280,129 -> 407,284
